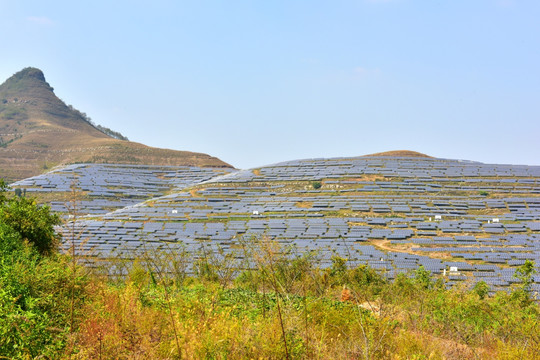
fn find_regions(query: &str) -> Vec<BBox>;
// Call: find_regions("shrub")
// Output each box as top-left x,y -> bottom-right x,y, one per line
473,281 -> 490,300
0,182 -> 61,255
0,222 -> 87,358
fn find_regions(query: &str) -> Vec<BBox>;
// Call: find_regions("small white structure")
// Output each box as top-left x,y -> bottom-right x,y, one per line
252,210 -> 260,216
434,215 -> 442,221
171,209 -> 178,214
492,218 -> 499,223
449,266 -> 460,275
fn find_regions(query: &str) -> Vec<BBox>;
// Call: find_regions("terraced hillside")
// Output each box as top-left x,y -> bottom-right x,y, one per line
0,67 -> 232,182
10,155 -> 540,293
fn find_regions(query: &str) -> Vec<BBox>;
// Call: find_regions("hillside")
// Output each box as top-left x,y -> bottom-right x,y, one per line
0,67 -> 232,182
12,155 -> 540,295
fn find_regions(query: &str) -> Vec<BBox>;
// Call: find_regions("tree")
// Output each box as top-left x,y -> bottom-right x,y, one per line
414,265 -> 432,289
0,179 -> 8,204
511,260 -> 537,305
514,260 -> 537,292
473,281 -> 490,300
0,183 -> 61,255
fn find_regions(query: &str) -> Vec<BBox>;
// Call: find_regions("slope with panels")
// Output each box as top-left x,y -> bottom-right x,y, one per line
11,163 -> 234,214
27,156 -> 540,292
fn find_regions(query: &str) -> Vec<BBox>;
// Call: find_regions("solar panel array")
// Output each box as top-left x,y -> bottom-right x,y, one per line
11,156 -> 540,292
11,163 -> 233,214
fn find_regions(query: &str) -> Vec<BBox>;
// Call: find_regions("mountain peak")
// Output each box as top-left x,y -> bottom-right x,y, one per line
14,67 -> 47,82
3,66 -> 51,87
0,66 -> 55,102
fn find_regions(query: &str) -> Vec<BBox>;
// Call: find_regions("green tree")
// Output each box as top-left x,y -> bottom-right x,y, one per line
511,260 -> 537,306
0,183 -> 61,255
514,260 -> 537,292
414,265 -> 432,289
329,255 -> 347,283
473,281 -> 490,300
0,178 -> 8,204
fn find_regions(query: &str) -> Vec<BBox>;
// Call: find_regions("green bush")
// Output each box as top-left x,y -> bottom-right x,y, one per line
473,281 -> 490,300
0,180 -> 88,358
0,180 -> 61,255
0,222 -> 87,358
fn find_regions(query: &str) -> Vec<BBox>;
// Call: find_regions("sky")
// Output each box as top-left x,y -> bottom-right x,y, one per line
0,0 -> 539,169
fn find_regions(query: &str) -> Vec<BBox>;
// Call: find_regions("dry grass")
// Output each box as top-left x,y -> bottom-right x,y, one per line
295,201 -> 313,209
343,175 -> 388,182
468,208 -> 509,216
65,253 -> 540,360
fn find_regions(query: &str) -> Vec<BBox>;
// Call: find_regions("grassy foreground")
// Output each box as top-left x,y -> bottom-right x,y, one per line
0,184 -> 539,359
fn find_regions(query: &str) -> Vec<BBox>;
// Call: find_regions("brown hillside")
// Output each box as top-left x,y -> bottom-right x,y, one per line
362,150 -> 432,158
0,67 -> 232,182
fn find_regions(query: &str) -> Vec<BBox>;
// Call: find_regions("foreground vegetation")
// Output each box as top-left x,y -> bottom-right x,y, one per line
0,182 -> 539,359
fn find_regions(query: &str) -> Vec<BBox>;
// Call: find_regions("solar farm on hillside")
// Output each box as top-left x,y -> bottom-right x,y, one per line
11,156 -> 540,294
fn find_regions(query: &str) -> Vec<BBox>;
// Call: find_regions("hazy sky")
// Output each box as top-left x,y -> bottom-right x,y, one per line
1,0 -> 538,169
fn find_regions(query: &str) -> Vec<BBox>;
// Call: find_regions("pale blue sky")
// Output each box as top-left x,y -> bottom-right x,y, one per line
1,0 -> 538,168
